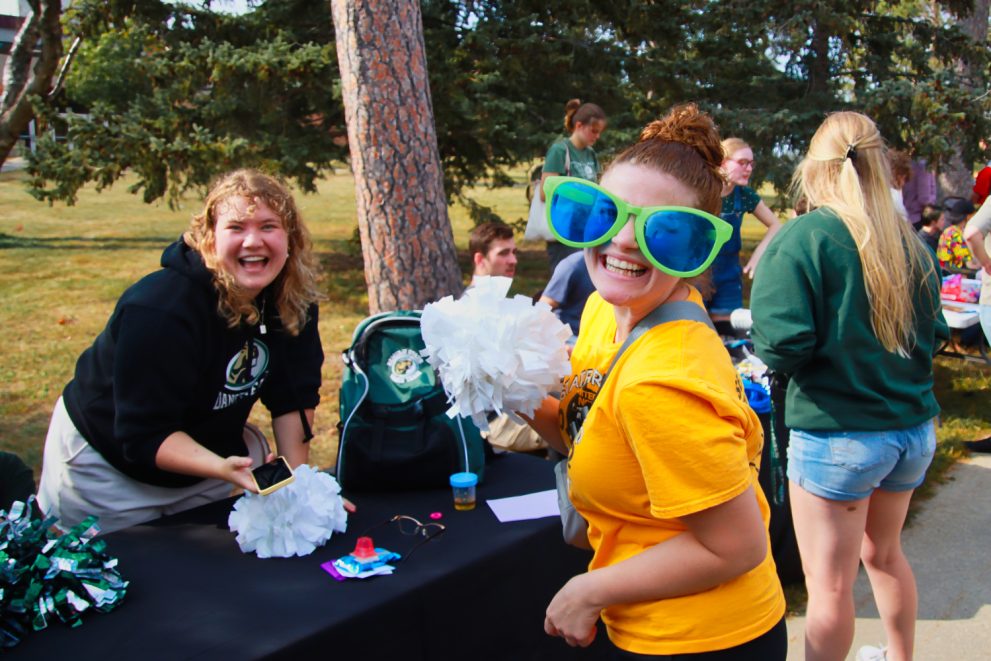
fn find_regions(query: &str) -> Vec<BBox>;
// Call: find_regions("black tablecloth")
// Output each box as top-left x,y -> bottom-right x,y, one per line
12,453 -> 608,660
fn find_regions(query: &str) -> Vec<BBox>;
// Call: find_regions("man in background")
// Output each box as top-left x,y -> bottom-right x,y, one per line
468,221 -> 552,456
469,221 -> 517,281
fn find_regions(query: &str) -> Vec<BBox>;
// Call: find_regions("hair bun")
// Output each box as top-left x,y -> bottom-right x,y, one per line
639,103 -> 724,174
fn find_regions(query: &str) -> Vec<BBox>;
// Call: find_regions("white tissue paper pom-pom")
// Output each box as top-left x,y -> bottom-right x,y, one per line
228,465 -> 348,559
420,275 -> 573,431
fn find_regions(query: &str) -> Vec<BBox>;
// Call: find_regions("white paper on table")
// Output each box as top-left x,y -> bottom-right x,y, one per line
486,489 -> 560,522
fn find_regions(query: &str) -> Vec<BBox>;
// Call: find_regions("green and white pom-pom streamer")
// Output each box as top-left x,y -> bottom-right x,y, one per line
1,497 -> 128,649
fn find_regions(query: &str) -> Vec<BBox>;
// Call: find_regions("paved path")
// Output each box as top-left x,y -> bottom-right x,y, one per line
786,453 -> 991,659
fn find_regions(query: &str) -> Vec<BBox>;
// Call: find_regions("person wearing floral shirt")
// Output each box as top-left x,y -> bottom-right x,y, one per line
937,197 -> 977,270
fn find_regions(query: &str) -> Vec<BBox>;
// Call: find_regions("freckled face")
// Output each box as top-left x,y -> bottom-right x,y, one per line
213,195 -> 289,298
585,163 -> 698,318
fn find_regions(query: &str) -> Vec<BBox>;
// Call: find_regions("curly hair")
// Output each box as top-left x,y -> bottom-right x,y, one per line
183,169 -> 320,335
609,103 -> 725,215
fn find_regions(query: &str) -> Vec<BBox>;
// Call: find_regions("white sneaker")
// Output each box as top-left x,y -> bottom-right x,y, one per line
856,644 -> 887,661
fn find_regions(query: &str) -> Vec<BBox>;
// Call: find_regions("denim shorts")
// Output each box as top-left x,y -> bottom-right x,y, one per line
787,419 -> 936,501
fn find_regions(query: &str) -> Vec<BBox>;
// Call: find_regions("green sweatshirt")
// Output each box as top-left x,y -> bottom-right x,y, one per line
751,208 -> 949,431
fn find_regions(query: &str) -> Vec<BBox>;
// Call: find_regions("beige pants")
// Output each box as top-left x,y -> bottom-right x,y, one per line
37,397 -> 268,534
484,414 -> 548,453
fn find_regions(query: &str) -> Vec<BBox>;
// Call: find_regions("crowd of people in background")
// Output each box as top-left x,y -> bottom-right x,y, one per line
9,92 -> 991,661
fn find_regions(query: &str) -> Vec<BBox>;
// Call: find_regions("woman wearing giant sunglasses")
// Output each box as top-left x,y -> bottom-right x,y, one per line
525,104 -> 786,658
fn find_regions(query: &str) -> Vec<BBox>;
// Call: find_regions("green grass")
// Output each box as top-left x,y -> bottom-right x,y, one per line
0,166 -> 552,474
3,165 -> 988,617
2,167 -> 988,500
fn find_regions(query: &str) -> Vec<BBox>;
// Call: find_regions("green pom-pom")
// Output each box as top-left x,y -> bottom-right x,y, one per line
0,496 -> 128,649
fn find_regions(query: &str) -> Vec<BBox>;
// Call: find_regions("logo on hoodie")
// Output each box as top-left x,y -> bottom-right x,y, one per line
213,339 -> 269,410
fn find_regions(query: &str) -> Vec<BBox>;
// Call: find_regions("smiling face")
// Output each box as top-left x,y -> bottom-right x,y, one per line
585,162 -> 699,321
722,147 -> 755,187
213,195 -> 289,298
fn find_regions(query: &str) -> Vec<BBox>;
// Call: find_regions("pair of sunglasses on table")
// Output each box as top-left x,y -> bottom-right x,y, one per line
543,176 -> 733,278
360,514 -> 446,563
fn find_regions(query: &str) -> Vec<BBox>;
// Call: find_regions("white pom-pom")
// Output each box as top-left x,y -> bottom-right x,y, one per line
420,275 -> 572,430
228,465 -> 348,558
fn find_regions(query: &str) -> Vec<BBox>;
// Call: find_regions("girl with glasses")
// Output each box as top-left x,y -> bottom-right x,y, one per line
708,138 -> 782,330
751,112 -> 948,661
527,104 -> 786,659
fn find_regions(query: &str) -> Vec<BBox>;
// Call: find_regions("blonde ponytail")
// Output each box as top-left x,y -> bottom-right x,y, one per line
794,112 -> 934,356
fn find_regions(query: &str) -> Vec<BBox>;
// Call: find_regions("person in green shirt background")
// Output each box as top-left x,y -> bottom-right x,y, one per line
539,99 -> 607,271
751,111 -> 948,661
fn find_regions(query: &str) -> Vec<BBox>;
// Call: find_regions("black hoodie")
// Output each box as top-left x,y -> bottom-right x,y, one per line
62,239 -> 323,487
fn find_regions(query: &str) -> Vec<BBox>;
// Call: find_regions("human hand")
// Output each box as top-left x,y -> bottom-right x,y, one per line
220,455 -> 260,493
343,498 -> 357,513
743,260 -> 757,279
544,574 -> 599,647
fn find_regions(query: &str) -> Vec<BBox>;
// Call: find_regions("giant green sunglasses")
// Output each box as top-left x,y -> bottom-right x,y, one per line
543,176 -> 732,278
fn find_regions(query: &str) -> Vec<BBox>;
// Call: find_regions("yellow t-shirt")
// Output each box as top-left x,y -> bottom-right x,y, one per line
560,290 -> 785,655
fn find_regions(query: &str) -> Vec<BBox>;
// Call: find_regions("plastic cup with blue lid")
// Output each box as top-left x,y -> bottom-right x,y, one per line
449,472 -> 478,511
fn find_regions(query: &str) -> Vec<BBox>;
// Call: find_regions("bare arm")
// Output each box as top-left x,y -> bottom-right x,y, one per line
743,202 -> 783,278
544,486 -> 767,647
520,395 -> 568,455
538,294 -> 561,309
271,409 -> 313,468
155,431 -> 260,493
964,222 -> 991,277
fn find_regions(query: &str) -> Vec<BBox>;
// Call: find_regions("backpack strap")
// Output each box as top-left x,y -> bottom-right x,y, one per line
572,299 -> 714,439
603,300 -> 715,381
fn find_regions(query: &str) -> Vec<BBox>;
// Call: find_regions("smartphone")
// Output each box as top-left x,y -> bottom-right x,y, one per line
251,456 -> 295,495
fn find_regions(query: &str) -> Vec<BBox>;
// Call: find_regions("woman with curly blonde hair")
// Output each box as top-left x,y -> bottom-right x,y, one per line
38,169 -> 328,534
752,113 -> 948,661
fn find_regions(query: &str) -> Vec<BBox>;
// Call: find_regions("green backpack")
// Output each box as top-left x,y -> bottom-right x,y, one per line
335,310 -> 485,491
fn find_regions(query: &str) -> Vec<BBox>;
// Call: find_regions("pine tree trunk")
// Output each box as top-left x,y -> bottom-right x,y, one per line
937,0 -> 989,198
331,0 -> 463,314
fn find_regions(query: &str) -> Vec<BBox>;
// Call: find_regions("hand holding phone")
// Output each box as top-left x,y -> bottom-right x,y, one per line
251,456 -> 295,495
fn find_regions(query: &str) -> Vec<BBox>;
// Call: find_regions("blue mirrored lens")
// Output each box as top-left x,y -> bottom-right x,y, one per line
549,182 -> 617,244
642,210 -> 717,273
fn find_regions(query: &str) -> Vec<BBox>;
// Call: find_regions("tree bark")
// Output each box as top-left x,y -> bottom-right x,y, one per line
0,0 -> 63,167
331,0 -> 463,314
937,0 -> 989,198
